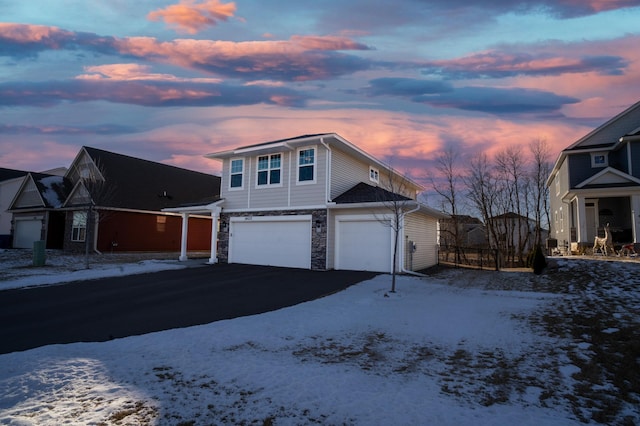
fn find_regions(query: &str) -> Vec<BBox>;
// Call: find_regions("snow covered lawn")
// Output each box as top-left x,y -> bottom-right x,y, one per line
0,253 -> 638,425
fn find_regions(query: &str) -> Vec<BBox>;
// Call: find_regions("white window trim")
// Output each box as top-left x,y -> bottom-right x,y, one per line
255,153 -> 283,188
296,146 -> 317,185
229,157 -> 245,191
591,152 -> 608,168
71,211 -> 87,242
369,166 -> 380,184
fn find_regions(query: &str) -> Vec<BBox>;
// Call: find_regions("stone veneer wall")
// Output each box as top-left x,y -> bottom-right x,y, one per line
218,209 -> 328,270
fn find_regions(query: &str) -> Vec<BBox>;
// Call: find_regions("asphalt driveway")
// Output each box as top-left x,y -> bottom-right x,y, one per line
0,264 -> 377,354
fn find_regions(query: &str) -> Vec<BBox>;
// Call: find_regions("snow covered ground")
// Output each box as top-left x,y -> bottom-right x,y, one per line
0,251 -> 638,425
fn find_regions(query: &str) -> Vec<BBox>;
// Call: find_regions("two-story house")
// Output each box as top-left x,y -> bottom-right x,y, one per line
547,100 -> 640,253
169,133 -> 446,272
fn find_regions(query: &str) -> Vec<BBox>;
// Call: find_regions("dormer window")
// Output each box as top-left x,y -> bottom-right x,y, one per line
257,154 -> 281,186
369,166 -> 379,184
591,152 -> 608,168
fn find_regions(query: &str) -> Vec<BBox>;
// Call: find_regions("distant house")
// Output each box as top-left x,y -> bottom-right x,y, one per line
169,133 -> 447,272
488,212 -> 547,254
9,147 -> 221,253
547,100 -> 640,252
439,215 -> 487,248
7,171 -> 70,249
1,168 -> 30,248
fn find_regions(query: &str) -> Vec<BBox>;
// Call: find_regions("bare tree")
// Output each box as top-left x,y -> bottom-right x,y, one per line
529,138 -> 551,247
465,153 -> 497,239
375,167 -> 417,293
72,160 -> 117,268
494,145 -> 530,264
430,147 -> 462,244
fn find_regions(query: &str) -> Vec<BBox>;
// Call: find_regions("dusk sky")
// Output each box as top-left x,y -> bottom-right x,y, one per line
1,0 -> 639,188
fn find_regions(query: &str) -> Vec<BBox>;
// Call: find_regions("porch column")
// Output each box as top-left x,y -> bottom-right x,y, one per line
575,196 -> 588,243
631,195 -> 640,243
208,207 -> 221,264
179,212 -> 189,261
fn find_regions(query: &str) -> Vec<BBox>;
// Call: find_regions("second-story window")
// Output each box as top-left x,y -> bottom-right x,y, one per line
257,154 -> 281,186
591,152 -> 608,168
298,148 -> 315,183
230,158 -> 244,189
369,166 -> 379,184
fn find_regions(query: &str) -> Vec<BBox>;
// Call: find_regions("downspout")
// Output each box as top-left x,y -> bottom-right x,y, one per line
400,202 -> 426,277
320,137 -> 332,270
320,138 -> 332,202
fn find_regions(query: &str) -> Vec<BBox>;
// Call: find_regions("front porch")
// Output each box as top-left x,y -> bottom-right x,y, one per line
568,194 -> 640,252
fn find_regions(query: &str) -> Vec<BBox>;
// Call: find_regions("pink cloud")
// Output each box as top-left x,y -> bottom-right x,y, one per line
76,63 -> 222,83
148,0 -> 236,34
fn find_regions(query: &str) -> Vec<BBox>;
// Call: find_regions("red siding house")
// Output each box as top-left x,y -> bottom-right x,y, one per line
9,147 -> 220,254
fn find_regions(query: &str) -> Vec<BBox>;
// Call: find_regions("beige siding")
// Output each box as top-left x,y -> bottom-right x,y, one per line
330,147 -> 418,200
220,147 -> 329,211
290,144 -> 328,206
330,148 -> 373,200
404,212 -> 439,271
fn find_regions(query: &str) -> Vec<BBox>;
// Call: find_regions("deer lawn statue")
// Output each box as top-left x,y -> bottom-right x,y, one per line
593,223 -> 615,256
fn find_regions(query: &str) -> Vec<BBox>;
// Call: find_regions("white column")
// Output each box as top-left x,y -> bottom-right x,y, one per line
179,212 -> 189,261
208,207 -> 221,264
631,195 -> 640,243
575,196 -> 587,243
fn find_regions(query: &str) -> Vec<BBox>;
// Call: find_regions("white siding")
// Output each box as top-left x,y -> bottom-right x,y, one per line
404,212 -> 439,271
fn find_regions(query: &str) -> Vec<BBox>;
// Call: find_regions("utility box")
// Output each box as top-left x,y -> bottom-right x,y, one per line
33,240 -> 46,267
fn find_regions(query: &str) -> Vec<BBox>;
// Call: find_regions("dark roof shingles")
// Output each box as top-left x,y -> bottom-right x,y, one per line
83,147 -> 221,211
333,182 -> 411,204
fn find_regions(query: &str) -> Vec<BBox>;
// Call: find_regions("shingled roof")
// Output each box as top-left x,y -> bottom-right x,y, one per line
0,167 -> 28,182
79,147 -> 221,211
333,182 -> 412,204
31,173 -> 73,208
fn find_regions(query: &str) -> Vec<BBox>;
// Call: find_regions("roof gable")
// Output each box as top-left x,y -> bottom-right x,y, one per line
575,167 -> 640,188
10,173 -> 71,210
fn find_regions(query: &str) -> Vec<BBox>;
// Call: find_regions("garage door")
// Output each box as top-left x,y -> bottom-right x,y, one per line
336,218 -> 392,273
229,217 -> 312,269
14,220 -> 42,249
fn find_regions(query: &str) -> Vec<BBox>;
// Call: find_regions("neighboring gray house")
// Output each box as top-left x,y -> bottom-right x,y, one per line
170,133 -> 446,273
547,100 -> 640,252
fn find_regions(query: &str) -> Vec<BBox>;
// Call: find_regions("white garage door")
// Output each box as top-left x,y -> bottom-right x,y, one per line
230,217 -> 312,269
14,220 -> 42,249
336,218 -> 392,273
